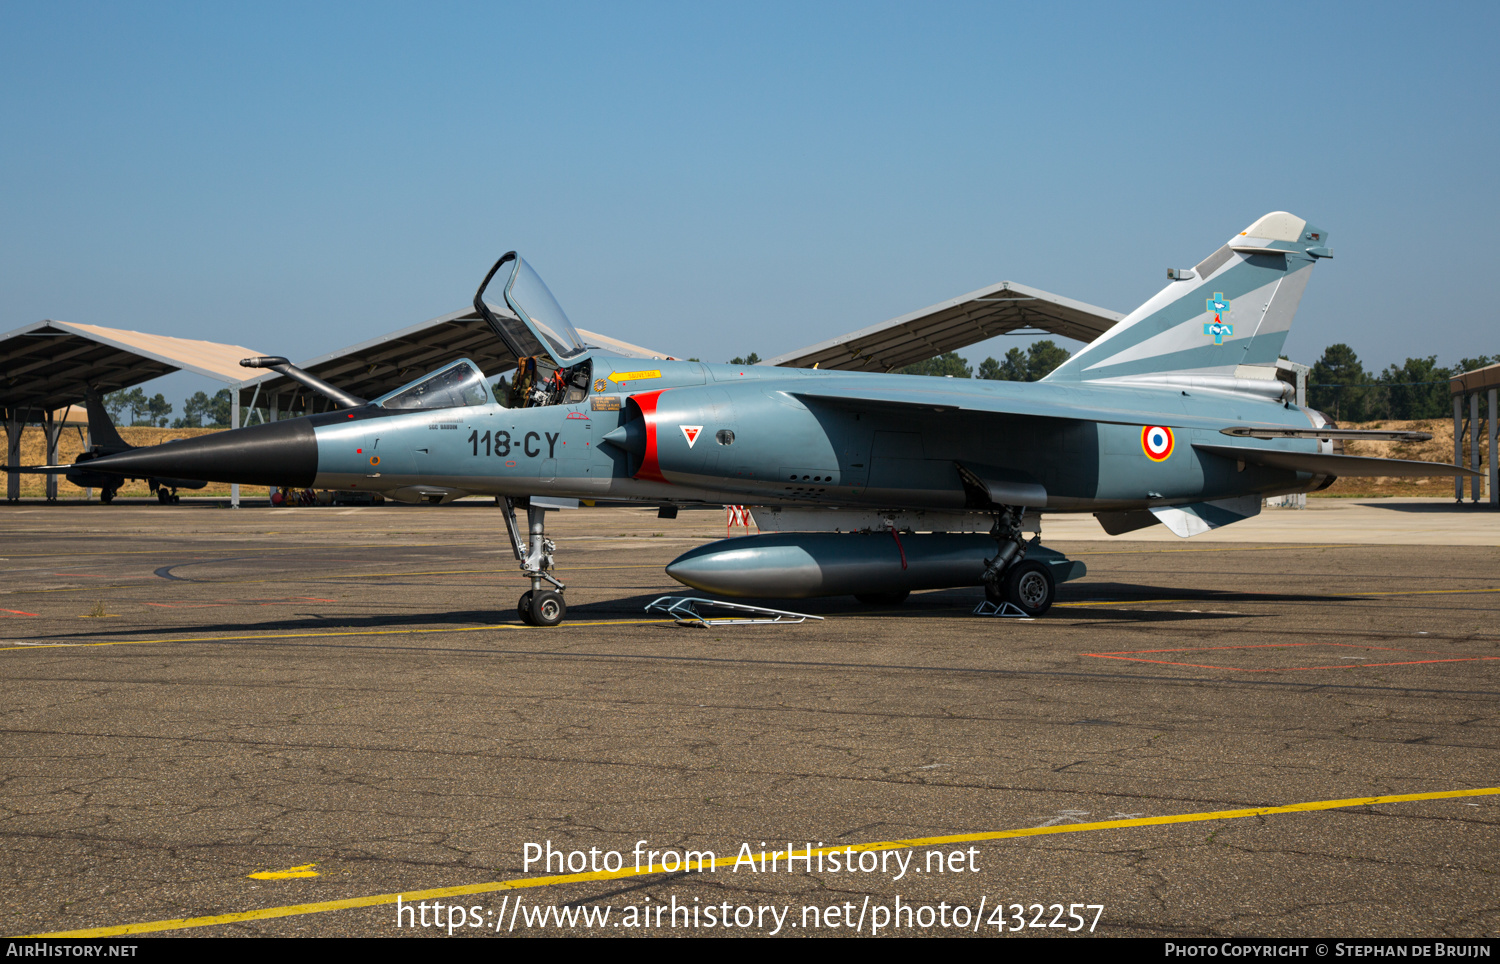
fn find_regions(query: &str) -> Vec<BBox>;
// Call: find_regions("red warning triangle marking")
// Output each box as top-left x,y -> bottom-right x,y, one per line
680,425 -> 703,447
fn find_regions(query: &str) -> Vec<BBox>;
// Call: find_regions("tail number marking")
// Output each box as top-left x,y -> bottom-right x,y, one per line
468,430 -> 561,460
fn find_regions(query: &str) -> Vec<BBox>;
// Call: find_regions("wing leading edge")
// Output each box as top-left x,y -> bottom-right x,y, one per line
789,388 -> 1293,433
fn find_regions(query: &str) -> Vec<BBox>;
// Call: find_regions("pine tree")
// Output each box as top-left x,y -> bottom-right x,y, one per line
900,352 -> 972,378
1308,344 -> 1368,421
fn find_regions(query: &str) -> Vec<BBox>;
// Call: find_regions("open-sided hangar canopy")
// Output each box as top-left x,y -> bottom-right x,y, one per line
0,320 -> 261,413
763,281 -> 1124,373
0,320 -> 264,502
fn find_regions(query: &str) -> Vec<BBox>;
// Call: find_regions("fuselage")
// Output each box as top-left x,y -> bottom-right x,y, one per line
306,354 -> 1327,512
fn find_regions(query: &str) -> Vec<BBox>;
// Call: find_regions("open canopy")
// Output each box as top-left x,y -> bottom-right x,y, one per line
474,252 -> 589,365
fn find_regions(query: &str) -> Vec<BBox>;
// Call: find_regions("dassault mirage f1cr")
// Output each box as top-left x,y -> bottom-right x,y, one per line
77,213 -> 1476,625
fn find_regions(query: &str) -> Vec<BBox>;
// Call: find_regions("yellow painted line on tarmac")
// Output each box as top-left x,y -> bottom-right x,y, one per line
4,565 -> 670,593
0,618 -> 679,652
1069,543 -> 1349,556
1350,587 -> 1500,597
0,542 -> 460,560
249,864 -> 319,880
1054,587 -> 1500,608
333,565 -> 666,578
30,786 -> 1499,938
3,585 -> 138,595
1053,599 -> 1182,608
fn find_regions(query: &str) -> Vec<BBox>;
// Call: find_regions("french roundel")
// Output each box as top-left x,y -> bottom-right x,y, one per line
1141,425 -> 1174,462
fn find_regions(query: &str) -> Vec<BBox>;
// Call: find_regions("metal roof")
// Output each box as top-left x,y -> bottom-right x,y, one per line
0,320 -> 262,413
1451,362 -> 1500,396
761,281 -> 1124,373
236,306 -> 669,411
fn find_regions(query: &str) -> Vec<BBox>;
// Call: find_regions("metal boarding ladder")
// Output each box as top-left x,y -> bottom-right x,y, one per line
645,596 -> 824,627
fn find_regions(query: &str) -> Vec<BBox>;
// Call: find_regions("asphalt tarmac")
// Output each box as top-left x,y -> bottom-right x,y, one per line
2,500 -> 1497,938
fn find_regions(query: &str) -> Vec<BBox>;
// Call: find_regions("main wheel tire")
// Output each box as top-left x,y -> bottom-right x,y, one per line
100,487 -> 115,504
530,590 -> 566,627
157,489 -> 171,504
853,590 -> 909,606
1003,560 -> 1055,617
517,590 -> 534,624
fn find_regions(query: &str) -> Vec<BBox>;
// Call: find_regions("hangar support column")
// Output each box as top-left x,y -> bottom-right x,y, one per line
1472,393 -> 1482,503
43,409 -> 61,502
1451,363 -> 1500,507
1454,395 -> 1464,502
231,392 -> 241,508
4,408 -> 22,502
1490,388 -> 1498,507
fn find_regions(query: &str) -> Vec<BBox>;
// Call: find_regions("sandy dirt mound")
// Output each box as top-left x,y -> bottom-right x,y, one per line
1319,418 -> 1490,498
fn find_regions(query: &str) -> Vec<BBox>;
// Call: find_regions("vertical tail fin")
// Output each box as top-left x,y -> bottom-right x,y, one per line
1045,212 -> 1330,384
82,387 -> 131,454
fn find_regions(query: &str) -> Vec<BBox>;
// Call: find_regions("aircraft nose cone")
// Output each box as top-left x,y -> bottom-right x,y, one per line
84,418 -> 319,487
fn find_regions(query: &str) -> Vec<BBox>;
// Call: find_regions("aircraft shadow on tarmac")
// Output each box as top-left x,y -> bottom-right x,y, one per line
38,608 -> 542,642
40,588 -> 1297,643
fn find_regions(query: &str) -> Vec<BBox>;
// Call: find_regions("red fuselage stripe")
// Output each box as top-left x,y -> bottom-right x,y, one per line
632,389 -> 669,484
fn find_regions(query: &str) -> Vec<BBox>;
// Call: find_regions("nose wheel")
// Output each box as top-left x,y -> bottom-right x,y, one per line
515,588 -> 566,625
503,498 -> 569,626
521,590 -> 566,626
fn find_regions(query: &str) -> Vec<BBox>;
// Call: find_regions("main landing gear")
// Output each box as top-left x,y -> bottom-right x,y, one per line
502,497 -> 568,626
981,506 -> 1055,617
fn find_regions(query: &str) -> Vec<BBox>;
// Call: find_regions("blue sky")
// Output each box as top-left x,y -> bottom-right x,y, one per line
3,2 -> 1496,404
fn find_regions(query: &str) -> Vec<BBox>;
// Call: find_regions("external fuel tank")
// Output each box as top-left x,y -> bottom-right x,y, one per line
665,532 -> 1084,599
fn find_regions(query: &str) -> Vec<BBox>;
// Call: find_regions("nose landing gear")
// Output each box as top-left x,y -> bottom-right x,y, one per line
502,497 -> 568,626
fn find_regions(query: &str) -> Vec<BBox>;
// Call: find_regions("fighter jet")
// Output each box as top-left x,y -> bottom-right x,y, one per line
73,212 -> 1475,624
9,388 -> 209,503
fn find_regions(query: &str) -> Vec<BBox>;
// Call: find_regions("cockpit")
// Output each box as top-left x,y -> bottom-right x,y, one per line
473,252 -> 594,410
377,359 -> 492,410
